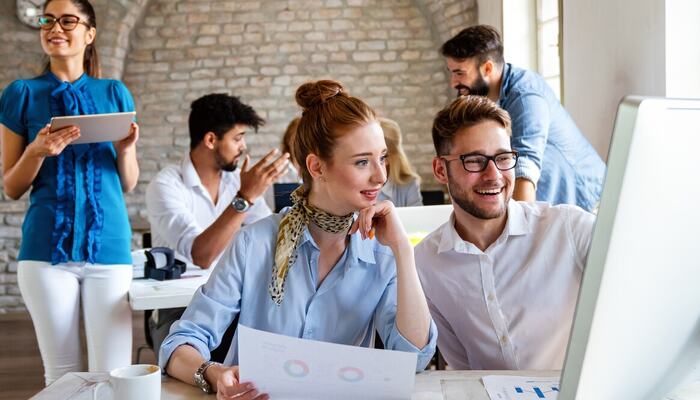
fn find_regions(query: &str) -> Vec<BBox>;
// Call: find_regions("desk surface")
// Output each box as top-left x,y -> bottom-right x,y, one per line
160,370 -> 561,400
128,269 -> 211,311
34,369 -> 700,399
33,370 -> 558,400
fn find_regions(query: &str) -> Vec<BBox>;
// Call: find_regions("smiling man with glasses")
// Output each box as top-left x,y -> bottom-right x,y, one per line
414,96 -> 596,371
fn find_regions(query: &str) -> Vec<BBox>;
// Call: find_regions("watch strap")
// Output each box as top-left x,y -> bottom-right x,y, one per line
236,191 -> 254,205
194,360 -> 219,394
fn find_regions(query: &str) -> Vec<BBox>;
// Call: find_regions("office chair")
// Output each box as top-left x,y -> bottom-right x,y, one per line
273,182 -> 301,212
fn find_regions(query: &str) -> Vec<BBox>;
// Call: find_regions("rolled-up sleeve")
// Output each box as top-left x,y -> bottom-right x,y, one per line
145,175 -> 202,264
373,274 -> 438,372
159,229 -> 249,371
506,92 -> 551,186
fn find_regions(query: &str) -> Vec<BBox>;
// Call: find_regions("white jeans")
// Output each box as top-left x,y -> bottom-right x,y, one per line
17,261 -> 133,386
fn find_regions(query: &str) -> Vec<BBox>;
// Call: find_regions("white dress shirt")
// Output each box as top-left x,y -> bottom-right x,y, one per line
415,200 -> 595,370
145,155 -> 272,268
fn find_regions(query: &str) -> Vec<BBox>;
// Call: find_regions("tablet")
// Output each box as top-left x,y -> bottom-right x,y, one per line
49,111 -> 136,145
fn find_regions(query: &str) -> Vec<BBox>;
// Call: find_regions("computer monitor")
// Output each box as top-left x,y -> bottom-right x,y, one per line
559,97 -> 700,399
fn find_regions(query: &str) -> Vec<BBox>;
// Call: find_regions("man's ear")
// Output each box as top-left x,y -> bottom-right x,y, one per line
433,156 -> 450,185
481,59 -> 494,78
306,153 -> 324,181
202,132 -> 217,150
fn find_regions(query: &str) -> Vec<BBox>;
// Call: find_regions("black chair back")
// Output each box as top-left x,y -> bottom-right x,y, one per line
273,183 -> 301,212
420,190 -> 445,205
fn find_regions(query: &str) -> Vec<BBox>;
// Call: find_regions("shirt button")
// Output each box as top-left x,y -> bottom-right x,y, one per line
487,293 -> 495,301
500,335 -> 508,344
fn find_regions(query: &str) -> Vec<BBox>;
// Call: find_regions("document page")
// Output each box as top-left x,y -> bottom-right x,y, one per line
238,325 -> 418,400
482,375 -> 560,400
31,372 -> 109,400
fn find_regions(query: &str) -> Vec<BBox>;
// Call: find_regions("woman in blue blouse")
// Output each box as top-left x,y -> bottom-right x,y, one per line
0,0 -> 138,385
160,80 -> 437,398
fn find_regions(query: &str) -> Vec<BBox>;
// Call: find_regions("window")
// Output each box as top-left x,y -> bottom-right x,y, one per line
501,0 -> 561,98
536,0 -> 561,99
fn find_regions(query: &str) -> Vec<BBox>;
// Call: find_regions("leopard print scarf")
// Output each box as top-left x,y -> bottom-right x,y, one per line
270,187 -> 354,306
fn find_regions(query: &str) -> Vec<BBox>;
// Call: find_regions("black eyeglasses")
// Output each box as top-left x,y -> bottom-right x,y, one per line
38,14 -> 91,31
441,151 -> 518,172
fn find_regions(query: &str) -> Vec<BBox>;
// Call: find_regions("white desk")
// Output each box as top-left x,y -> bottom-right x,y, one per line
128,269 -> 211,311
33,370 -> 700,399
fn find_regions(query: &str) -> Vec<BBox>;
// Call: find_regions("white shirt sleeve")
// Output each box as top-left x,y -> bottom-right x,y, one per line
565,205 -> 597,270
145,173 -> 203,264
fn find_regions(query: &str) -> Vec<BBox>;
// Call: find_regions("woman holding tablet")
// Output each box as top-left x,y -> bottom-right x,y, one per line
160,80 -> 436,398
0,0 -> 138,385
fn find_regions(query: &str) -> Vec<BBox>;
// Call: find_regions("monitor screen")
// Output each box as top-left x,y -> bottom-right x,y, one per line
559,97 -> 700,399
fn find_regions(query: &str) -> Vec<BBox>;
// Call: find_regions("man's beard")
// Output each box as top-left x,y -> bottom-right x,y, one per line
447,169 -> 508,220
215,149 -> 239,172
455,74 -> 490,98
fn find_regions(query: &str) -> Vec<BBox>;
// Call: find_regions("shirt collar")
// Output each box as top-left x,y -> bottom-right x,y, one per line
298,223 -> 376,266
436,199 -> 531,254
498,63 -> 513,105
503,200 -> 530,236
180,154 -> 202,189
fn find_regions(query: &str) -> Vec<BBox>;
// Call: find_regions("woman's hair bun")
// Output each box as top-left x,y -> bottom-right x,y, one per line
295,80 -> 345,109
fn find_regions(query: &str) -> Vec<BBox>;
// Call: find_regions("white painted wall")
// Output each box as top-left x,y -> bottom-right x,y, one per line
665,0 -> 700,98
478,0 -> 503,33
562,0 -> 666,159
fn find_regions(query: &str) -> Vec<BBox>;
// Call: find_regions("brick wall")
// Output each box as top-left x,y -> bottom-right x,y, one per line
0,0 -> 476,313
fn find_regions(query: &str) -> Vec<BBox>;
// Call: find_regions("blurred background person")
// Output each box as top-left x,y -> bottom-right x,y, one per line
265,116 -> 304,211
378,117 -> 422,207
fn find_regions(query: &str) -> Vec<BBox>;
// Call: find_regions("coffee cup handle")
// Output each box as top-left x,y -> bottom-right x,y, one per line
93,381 -> 110,400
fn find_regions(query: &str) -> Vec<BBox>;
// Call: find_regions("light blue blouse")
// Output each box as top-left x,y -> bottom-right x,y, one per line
159,213 -> 437,372
0,72 -> 134,264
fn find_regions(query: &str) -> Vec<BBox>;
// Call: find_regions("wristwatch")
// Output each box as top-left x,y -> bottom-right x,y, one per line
193,360 -> 219,394
231,191 -> 252,213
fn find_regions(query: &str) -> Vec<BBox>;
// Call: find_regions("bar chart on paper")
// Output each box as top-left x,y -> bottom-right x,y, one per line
482,375 -> 560,400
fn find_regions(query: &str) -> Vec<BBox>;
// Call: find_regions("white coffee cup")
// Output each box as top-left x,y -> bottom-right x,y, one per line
93,364 -> 161,400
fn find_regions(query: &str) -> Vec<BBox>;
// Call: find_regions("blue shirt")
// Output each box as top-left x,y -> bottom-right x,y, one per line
499,64 -> 606,212
0,72 -> 134,264
159,213 -> 437,372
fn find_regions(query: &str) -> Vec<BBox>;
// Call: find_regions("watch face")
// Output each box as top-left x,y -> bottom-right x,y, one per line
233,197 -> 249,212
16,0 -> 46,29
